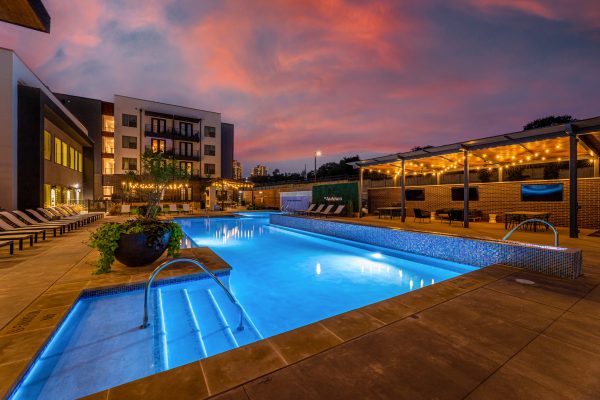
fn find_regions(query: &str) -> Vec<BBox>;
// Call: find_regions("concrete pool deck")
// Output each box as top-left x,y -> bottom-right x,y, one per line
1,214 -> 599,399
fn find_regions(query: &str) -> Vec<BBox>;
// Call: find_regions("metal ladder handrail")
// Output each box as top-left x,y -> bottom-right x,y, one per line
502,219 -> 559,247
141,258 -> 244,331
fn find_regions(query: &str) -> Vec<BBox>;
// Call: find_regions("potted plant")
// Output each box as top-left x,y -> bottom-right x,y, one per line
89,150 -> 187,274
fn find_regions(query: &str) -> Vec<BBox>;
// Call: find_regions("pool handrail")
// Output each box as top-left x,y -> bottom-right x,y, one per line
140,257 -> 244,331
502,219 -> 559,247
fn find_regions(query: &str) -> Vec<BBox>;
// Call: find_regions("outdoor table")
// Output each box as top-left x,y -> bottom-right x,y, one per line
377,207 -> 403,219
504,211 -> 551,231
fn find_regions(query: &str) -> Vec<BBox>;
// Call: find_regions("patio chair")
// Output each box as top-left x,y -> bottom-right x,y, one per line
324,205 -> 345,218
62,205 -> 104,221
27,209 -> 74,234
413,208 -> 431,223
296,204 -> 316,215
121,204 -> 131,216
307,204 -> 325,216
448,209 -> 464,226
182,203 -> 191,214
315,204 -> 334,217
168,204 -> 179,215
43,208 -> 86,228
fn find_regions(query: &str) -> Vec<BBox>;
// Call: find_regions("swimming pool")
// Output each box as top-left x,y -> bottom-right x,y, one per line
10,213 -> 478,399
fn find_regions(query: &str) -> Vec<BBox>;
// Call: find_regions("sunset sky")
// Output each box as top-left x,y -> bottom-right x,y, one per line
1,0 -> 599,174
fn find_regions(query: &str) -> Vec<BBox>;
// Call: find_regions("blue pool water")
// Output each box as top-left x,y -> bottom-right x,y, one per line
11,213 -> 478,399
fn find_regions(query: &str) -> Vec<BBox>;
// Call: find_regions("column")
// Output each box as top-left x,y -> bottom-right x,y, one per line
463,148 -> 469,228
358,167 -> 364,218
568,126 -> 579,238
401,159 -> 406,222
594,156 -> 600,177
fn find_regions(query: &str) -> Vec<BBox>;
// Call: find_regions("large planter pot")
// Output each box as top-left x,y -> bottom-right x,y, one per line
114,231 -> 171,267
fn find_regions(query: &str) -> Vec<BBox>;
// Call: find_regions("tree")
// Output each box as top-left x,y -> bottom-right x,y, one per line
523,115 -> 575,130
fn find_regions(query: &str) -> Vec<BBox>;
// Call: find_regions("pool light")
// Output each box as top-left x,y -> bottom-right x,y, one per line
371,252 -> 383,259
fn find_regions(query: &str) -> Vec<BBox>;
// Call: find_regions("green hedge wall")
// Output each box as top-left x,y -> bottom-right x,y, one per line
312,182 -> 359,209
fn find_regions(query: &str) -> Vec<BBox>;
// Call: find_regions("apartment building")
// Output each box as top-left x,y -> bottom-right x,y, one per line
58,94 -> 234,203
233,160 -> 243,180
252,165 -> 268,176
0,48 -> 93,210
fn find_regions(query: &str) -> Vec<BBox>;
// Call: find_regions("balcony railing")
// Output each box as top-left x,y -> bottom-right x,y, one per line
144,146 -> 200,161
144,125 -> 200,142
103,167 -> 114,174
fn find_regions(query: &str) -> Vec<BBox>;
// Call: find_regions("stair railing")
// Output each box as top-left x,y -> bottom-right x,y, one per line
502,219 -> 559,247
140,258 -> 244,331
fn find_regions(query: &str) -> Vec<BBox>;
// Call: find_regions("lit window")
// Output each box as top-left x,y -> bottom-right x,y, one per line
44,131 -> 52,160
54,138 -> 61,164
62,142 -> 68,167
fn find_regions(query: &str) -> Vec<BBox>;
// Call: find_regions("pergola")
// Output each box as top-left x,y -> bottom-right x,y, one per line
351,116 -> 600,238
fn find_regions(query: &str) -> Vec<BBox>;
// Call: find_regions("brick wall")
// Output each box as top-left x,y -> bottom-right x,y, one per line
368,177 -> 600,229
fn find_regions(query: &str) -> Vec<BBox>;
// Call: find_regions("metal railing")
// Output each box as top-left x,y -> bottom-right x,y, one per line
503,219 -> 559,247
140,258 -> 244,331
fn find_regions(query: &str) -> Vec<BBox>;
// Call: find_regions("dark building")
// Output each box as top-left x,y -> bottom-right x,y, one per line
221,122 -> 234,179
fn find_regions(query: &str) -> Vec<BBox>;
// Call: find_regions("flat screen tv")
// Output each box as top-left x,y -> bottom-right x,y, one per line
451,187 -> 479,201
521,183 -> 563,202
405,189 -> 425,201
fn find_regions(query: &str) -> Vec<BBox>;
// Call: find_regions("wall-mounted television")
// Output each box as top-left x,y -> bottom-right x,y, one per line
451,187 -> 479,201
521,183 -> 563,202
405,189 -> 425,201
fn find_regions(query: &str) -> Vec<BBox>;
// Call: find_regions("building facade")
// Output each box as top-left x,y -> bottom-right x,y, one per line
233,160 -> 243,180
0,48 -> 93,210
57,94 -> 234,203
252,165 -> 268,177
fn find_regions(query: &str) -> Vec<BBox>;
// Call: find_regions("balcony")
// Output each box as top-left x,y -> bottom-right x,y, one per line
144,124 -> 172,140
102,147 -> 114,158
172,127 -> 200,142
144,125 -> 201,142
174,149 -> 200,161
101,130 -> 115,137
103,167 -> 114,174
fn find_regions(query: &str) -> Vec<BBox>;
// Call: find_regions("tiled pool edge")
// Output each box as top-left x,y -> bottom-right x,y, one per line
270,214 -> 582,279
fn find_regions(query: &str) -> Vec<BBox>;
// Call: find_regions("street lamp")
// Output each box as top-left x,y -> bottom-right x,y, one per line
314,150 -> 322,182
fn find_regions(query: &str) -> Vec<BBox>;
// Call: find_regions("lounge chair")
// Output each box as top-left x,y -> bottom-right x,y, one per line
315,204 -> 334,217
1,211 -> 67,236
121,204 -> 131,215
182,203 -> 191,214
27,209 -> 74,233
12,210 -> 67,237
307,204 -> 325,216
38,207 -> 85,230
326,205 -> 345,218
53,207 -> 95,224
63,205 -> 104,221
295,204 -> 316,215
0,217 -> 47,241
0,240 -> 14,255
168,204 -> 179,215
413,208 -> 431,223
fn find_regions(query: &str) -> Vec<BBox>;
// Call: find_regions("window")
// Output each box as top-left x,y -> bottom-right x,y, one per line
151,139 -> 166,153
102,186 -> 114,197
122,114 -> 137,127
122,157 -> 137,171
122,136 -> 137,149
62,142 -> 68,167
180,142 -> 193,156
151,118 -> 167,133
44,131 -> 52,160
204,126 -> 216,138
70,147 -> 75,169
78,151 -> 83,172
180,187 -> 192,201
179,122 -> 193,136
180,162 -> 193,174
102,137 -> 115,154
102,115 -> 115,132
204,163 -> 215,175
204,144 -> 215,156
54,138 -> 62,164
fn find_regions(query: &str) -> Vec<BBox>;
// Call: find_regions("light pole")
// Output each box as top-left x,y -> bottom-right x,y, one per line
314,150 -> 322,182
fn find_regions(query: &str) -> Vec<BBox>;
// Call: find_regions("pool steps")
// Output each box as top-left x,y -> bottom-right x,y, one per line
156,286 -> 262,370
